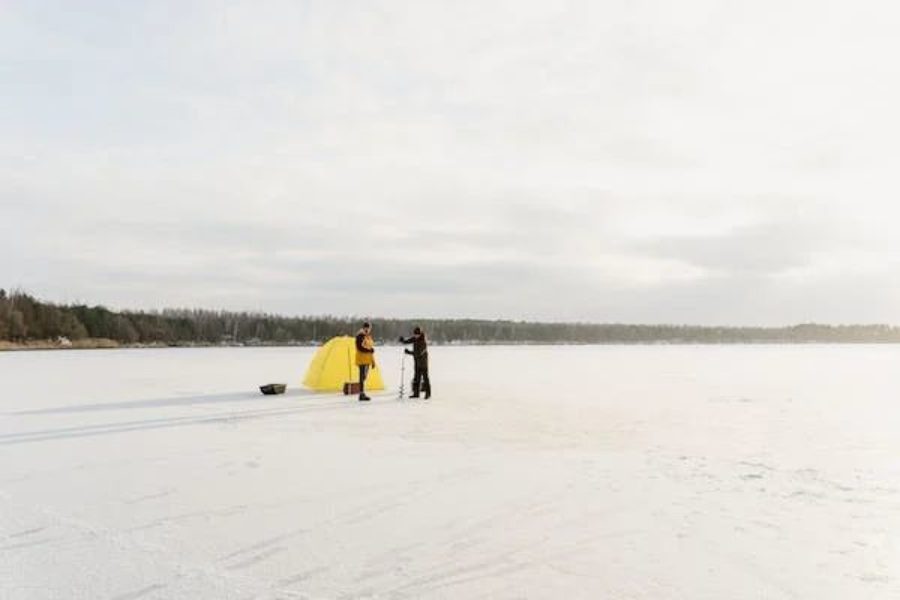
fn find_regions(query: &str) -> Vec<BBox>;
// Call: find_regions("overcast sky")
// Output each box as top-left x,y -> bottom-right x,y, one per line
3,1 -> 900,324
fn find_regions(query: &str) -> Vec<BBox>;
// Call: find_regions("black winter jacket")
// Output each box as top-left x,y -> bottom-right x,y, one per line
400,333 -> 428,363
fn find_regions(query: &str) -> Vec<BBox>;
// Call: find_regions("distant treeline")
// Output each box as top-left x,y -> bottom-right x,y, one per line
2,289 -> 900,346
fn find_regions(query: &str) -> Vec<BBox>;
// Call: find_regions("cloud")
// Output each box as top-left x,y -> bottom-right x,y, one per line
632,219 -> 837,276
3,0 -> 900,323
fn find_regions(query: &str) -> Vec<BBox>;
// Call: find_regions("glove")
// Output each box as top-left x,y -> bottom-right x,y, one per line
404,349 -> 414,356
398,336 -> 404,342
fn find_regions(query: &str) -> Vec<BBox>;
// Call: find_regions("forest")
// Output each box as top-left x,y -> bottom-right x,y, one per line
2,289 -> 900,346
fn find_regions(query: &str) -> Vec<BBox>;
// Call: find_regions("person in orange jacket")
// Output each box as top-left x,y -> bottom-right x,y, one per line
355,321 -> 376,401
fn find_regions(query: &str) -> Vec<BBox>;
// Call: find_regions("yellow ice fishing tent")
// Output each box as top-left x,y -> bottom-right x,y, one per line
303,336 -> 385,392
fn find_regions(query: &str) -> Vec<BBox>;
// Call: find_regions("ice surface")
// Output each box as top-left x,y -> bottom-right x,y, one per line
2,345 -> 899,599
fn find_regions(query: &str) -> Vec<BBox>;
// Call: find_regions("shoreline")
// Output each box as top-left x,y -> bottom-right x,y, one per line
4,339 -> 900,352
0,339 -> 319,352
0,338 -> 122,351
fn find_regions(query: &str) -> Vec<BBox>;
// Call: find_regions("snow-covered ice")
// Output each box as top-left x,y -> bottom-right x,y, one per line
2,345 -> 899,599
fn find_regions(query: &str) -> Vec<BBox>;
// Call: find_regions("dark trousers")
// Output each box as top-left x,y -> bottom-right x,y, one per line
358,365 -> 369,396
412,361 -> 430,396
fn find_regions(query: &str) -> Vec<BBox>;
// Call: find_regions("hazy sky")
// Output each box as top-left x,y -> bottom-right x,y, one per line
3,1 -> 900,324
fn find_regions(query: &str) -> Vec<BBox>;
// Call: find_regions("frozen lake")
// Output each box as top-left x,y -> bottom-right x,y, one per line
2,345 -> 899,599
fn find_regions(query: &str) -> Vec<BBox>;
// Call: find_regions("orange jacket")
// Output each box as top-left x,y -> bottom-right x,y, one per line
354,330 -> 375,366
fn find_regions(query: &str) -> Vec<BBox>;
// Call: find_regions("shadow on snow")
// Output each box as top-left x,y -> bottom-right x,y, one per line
1,390 -> 394,446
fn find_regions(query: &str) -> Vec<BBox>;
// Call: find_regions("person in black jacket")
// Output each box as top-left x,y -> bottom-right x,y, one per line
399,326 -> 430,399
